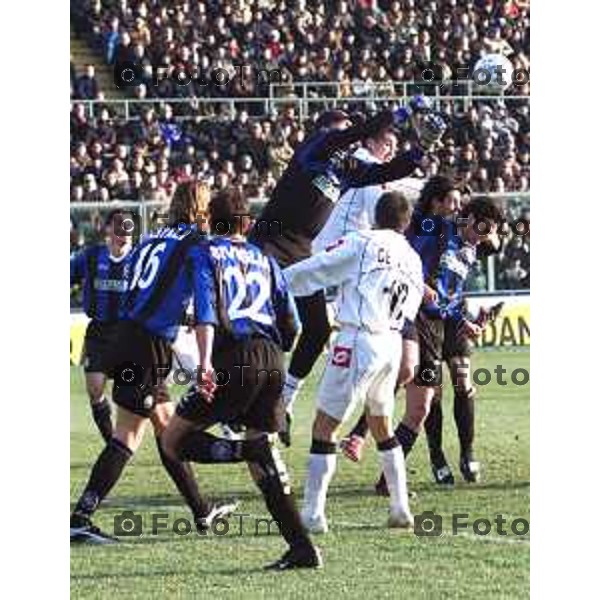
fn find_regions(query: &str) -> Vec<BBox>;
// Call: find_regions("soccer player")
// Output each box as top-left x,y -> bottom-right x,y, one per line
340,176 -> 463,464
161,188 -> 322,570
424,272 -> 504,484
372,196 -> 504,494
283,192 -> 424,533
70,209 -> 132,441
249,99 -> 445,444
70,182 -> 236,544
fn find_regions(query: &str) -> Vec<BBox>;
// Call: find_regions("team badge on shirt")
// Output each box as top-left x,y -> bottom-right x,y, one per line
331,346 -> 352,368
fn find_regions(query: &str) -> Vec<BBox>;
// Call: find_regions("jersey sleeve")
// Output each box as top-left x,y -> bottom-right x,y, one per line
344,151 -> 419,188
188,244 -> 218,325
268,256 -> 300,351
283,233 -> 362,297
70,248 -> 87,286
314,111 -> 395,159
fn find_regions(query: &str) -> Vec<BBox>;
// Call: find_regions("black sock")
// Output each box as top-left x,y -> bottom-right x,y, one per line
454,388 -> 476,460
246,436 -> 313,551
394,422 -> 418,457
91,398 -> 113,442
425,398 -> 445,466
349,413 -> 369,439
178,429 -> 245,464
73,438 -> 132,518
156,437 -> 210,521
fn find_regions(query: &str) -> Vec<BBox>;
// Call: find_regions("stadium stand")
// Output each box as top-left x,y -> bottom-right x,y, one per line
70,0 -> 530,290
71,0 -> 529,100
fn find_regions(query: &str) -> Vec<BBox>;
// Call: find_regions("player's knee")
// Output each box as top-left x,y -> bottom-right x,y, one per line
150,401 -> 174,436
112,428 -> 141,454
366,414 -> 393,443
312,410 -> 339,442
404,399 -> 431,429
450,359 -> 471,391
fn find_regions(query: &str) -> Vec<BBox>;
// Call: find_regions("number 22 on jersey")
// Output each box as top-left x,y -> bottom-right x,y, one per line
222,265 -> 272,325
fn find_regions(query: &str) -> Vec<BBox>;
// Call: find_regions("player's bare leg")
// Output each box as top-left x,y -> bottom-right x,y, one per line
151,390 -> 225,530
366,411 -> 413,528
163,399 -> 320,569
85,371 -> 113,442
342,338 -> 418,463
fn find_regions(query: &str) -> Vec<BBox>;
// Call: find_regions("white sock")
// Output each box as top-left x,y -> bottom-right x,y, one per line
283,373 -> 304,413
379,445 -> 411,516
302,453 -> 337,519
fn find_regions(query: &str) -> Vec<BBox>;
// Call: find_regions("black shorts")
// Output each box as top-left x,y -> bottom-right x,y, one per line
414,312 -> 445,386
108,320 -> 173,418
442,318 -> 472,361
176,337 -> 285,433
82,320 -> 120,374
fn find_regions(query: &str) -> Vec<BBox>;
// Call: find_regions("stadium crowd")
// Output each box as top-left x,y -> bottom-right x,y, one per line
70,98 -> 529,203
71,0 -> 529,100
70,0 -> 530,290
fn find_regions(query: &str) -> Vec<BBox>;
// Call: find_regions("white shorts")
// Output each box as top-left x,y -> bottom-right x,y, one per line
316,328 -> 402,423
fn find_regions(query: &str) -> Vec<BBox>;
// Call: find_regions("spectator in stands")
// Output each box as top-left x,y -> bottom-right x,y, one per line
501,258 -> 528,290
81,174 -> 103,202
76,65 -> 99,100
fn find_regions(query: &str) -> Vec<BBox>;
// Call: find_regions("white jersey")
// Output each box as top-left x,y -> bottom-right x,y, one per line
312,148 -> 425,253
285,229 -> 424,334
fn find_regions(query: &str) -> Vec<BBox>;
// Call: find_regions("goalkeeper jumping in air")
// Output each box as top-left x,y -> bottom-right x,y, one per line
248,96 -> 447,445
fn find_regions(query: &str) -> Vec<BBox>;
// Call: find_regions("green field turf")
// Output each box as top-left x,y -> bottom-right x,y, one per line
71,349 -> 529,599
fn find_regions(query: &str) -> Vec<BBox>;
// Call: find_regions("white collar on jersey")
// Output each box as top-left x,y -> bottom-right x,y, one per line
353,146 -> 382,164
108,243 -> 131,263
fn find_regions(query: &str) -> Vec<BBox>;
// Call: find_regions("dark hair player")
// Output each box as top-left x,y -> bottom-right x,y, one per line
248,97 -> 447,445
70,209 -> 133,442
162,188 -> 322,570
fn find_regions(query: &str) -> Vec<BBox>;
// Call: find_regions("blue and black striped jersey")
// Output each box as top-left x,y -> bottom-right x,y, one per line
70,244 -> 131,322
121,226 -> 208,342
195,237 -> 299,350
407,209 -> 476,322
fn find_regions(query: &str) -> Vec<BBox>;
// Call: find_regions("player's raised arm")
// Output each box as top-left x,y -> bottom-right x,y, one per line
188,243 -> 219,385
283,233 -> 361,298
311,110 -> 395,160
346,111 -> 447,188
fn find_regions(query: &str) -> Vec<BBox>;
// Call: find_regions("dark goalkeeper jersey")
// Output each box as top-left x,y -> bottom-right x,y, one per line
248,111 -> 421,267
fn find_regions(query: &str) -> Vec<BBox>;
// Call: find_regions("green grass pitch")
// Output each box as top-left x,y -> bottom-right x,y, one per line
71,349 -> 529,599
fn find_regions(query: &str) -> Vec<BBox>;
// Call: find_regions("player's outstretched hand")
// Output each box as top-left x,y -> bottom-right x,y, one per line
458,319 -> 483,340
416,112 -> 447,151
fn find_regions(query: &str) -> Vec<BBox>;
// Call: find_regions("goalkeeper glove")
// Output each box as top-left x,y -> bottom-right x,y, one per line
415,112 -> 446,152
392,94 -> 433,127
